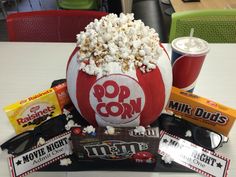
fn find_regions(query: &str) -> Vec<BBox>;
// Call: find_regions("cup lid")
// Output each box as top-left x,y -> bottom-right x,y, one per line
171,37 -> 209,56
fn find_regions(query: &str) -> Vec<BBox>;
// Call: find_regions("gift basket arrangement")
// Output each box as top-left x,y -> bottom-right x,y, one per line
1,13 -> 235,177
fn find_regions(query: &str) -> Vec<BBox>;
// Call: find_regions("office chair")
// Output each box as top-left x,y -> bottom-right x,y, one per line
57,0 -> 99,10
7,10 -> 108,42
0,0 -> 19,18
169,9 -> 236,43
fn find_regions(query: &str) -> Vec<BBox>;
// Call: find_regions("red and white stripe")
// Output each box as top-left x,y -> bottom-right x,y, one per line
67,45 -> 172,127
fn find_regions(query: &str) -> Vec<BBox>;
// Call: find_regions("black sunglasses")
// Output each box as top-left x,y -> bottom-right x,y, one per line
1,114 -> 67,156
158,113 -> 228,151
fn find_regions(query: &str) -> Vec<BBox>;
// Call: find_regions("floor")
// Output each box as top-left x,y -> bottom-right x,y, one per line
0,0 -> 172,42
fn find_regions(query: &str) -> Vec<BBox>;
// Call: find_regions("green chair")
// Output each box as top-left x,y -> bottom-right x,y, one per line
169,9 -> 236,43
57,0 -> 99,10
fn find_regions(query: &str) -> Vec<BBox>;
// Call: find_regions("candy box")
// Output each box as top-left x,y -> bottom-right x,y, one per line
71,126 -> 159,164
4,82 -> 71,134
166,87 -> 236,136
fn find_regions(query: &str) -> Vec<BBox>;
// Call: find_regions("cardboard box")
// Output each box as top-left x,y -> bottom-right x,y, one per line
4,82 -> 71,134
166,87 -> 236,136
71,126 -> 159,164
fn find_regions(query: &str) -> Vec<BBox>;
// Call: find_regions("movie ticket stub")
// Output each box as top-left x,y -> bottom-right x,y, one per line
8,131 -> 72,177
158,131 -> 230,177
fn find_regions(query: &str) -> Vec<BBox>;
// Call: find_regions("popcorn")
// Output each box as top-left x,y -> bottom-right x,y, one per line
37,137 -> 46,146
161,154 -> 173,164
76,13 -> 163,76
60,158 -> 72,166
134,126 -> 146,135
63,108 -> 71,116
66,114 -> 73,120
83,125 -> 96,135
139,50 -> 146,57
65,119 -> 79,131
104,126 -> 115,135
185,130 -> 192,137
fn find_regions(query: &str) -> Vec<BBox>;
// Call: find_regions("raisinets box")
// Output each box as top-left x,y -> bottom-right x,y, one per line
4,82 -> 71,134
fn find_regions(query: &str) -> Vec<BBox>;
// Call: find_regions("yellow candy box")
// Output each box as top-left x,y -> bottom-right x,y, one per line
4,83 -> 70,134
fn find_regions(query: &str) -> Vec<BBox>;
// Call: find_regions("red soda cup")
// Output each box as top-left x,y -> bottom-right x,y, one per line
171,37 -> 209,92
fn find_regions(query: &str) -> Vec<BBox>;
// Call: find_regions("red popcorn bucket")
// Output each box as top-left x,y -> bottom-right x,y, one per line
171,37 -> 209,92
66,13 -> 173,127
66,46 -> 172,127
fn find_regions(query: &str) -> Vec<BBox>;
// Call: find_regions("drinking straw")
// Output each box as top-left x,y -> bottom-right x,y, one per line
121,0 -> 133,13
186,28 -> 194,48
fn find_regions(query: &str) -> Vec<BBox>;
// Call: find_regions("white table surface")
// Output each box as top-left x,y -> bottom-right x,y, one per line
0,42 -> 236,177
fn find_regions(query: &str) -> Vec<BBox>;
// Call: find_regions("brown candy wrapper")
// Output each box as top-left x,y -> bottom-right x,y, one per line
71,126 -> 159,164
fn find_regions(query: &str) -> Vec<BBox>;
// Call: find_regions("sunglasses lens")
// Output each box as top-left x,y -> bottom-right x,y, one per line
159,115 -> 187,138
195,129 -> 222,150
1,115 -> 67,155
159,114 -> 223,150
39,115 -> 66,139
13,138 -> 33,155
1,131 -> 33,155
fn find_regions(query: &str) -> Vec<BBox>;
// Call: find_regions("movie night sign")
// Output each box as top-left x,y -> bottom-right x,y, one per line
158,131 -> 230,177
9,132 -> 71,177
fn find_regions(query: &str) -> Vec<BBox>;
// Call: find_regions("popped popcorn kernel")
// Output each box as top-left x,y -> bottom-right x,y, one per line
83,125 -> 96,135
76,13 -> 163,76
37,137 -> 46,146
104,126 -> 115,135
65,119 -> 79,131
161,154 -> 173,164
60,158 -> 72,166
134,126 -> 146,135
